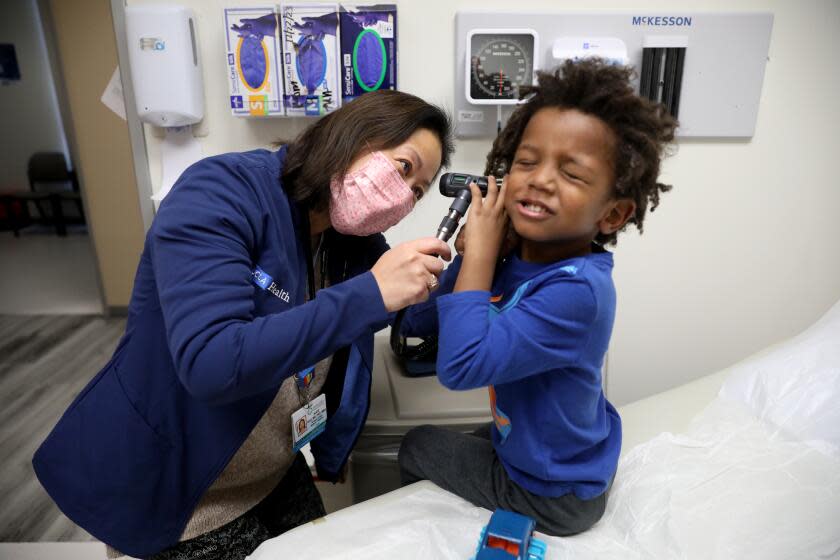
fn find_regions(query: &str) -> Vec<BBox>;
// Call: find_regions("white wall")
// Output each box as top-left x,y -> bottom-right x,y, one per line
130,0 -> 840,405
0,0 -> 69,192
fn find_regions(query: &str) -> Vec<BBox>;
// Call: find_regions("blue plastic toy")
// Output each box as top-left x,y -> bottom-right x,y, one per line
472,510 -> 547,560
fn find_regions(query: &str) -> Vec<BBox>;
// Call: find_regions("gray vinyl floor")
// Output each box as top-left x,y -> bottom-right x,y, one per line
0,314 -> 126,542
0,231 -> 102,315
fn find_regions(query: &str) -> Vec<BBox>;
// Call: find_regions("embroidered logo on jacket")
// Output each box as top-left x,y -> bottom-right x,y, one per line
251,267 -> 290,303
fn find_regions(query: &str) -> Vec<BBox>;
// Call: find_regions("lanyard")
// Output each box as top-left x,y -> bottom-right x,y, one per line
299,208 -> 324,301
295,365 -> 315,406
315,234 -> 328,292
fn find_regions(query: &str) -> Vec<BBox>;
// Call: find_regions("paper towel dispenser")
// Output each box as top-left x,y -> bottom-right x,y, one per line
125,4 -> 204,127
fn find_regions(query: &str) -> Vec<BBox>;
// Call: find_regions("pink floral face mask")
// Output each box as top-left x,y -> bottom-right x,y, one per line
329,151 -> 415,236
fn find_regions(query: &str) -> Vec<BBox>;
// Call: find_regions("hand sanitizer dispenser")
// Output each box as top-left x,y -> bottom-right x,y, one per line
125,4 -> 204,127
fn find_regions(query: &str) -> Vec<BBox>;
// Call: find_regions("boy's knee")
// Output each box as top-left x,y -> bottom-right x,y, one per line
398,425 -> 436,478
537,492 -> 608,537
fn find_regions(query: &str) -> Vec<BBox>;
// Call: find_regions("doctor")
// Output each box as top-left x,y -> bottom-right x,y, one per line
33,90 -> 453,559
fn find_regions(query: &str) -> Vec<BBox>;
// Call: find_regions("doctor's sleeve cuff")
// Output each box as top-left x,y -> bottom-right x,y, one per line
345,270 -> 391,331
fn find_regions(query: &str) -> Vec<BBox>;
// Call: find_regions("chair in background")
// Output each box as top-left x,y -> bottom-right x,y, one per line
24,152 -> 86,236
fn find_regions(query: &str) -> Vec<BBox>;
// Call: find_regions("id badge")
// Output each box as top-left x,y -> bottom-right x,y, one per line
291,393 -> 327,453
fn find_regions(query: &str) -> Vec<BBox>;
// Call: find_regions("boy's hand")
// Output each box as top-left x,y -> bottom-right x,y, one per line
459,176 -> 508,263
453,176 -> 507,293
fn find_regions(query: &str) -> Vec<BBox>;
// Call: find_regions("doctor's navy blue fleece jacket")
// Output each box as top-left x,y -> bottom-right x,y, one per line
32,147 -> 391,557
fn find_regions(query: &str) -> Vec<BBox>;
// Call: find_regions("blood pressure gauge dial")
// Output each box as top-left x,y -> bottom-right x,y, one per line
466,29 -> 539,105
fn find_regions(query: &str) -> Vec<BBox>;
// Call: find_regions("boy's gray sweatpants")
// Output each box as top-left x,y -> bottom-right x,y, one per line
397,423 -> 610,537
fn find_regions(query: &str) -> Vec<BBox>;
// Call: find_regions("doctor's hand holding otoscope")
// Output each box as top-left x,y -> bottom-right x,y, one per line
390,172 -> 508,358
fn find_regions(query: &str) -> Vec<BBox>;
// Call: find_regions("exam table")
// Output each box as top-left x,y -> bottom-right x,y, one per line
249,298 -> 840,560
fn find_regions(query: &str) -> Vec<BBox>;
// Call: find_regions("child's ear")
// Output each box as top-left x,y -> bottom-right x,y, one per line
598,198 -> 636,236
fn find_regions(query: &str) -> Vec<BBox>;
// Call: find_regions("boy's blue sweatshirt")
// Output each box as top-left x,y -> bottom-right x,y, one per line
402,250 -> 621,499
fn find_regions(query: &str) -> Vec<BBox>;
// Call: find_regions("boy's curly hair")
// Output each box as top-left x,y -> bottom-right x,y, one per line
485,58 -> 678,245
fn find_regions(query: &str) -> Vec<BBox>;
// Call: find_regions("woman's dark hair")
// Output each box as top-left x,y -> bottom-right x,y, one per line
281,90 -> 453,211
485,58 -> 678,245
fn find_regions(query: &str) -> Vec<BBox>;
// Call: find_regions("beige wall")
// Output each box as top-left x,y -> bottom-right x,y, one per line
129,0 -> 840,404
48,0 -> 145,309
0,0 -> 69,193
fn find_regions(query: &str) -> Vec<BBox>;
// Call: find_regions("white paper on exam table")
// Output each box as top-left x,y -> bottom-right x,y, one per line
248,394 -> 840,560
248,299 -> 840,559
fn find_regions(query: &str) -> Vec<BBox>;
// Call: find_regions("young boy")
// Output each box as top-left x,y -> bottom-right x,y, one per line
397,58 -> 677,536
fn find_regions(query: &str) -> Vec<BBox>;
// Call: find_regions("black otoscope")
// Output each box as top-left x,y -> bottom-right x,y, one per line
435,172 -> 497,241
391,172 -> 497,371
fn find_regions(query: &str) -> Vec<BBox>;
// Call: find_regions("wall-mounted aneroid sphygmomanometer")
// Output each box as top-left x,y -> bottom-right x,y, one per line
465,29 -> 539,106
465,30 -> 631,106
454,11 -> 773,139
